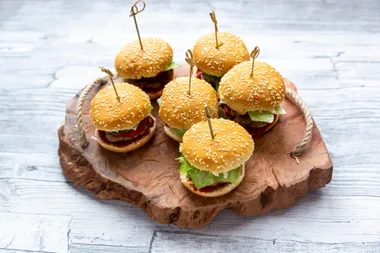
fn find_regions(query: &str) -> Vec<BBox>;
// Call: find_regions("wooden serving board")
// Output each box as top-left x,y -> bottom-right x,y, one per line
58,65 -> 332,229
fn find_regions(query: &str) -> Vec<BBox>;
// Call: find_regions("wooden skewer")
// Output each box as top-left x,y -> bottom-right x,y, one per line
99,67 -> 120,102
129,0 -> 146,51
204,105 -> 215,139
250,46 -> 261,77
185,49 -> 195,95
209,11 -> 219,49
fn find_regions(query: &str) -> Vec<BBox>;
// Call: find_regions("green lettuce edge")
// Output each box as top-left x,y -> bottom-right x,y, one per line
170,127 -> 187,140
176,156 -> 242,189
163,61 -> 180,71
247,106 -> 286,123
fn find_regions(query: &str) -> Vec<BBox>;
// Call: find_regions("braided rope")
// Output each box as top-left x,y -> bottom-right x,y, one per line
286,89 -> 314,164
76,78 -> 107,148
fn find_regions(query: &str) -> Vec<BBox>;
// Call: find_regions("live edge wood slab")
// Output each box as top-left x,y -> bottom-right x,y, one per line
58,65 -> 333,229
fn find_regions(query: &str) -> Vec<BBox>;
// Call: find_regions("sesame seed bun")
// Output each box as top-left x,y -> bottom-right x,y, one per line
163,125 -> 182,143
115,38 -> 173,79
180,118 -> 254,174
193,32 -> 250,77
159,77 -> 218,130
90,83 -> 151,131
180,164 -> 245,197
219,61 -> 286,114
95,117 -> 156,153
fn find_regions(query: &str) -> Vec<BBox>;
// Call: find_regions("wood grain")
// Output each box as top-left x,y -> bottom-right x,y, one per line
0,178 -> 156,250
1,0 -> 380,251
0,213 -> 71,253
150,230 -> 380,253
69,244 -> 146,253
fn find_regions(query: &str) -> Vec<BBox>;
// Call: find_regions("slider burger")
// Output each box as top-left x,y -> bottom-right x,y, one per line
193,32 -> 250,90
90,82 -> 156,153
159,77 -> 218,142
177,118 -> 254,197
115,38 -> 178,100
218,61 -> 286,136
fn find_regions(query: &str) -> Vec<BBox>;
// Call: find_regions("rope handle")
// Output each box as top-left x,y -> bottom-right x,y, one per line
75,79 -> 313,163
76,78 -> 107,148
286,89 -> 313,164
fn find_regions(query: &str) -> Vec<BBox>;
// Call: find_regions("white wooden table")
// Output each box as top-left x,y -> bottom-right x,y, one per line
1,0 -> 379,252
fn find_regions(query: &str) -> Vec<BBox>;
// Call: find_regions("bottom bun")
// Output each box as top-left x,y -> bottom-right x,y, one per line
180,164 -> 245,197
146,89 -> 163,100
163,125 -> 182,143
95,117 -> 157,153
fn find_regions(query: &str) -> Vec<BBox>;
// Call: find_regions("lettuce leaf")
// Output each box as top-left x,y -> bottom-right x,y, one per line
177,156 -> 193,173
202,73 -> 221,91
271,105 -> 286,115
170,127 -> 187,139
247,106 -> 286,123
248,111 -> 274,123
177,156 -> 242,189
163,61 -> 180,71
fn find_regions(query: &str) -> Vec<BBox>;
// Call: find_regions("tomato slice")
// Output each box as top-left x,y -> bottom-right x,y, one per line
196,68 -> 203,79
97,116 -> 154,148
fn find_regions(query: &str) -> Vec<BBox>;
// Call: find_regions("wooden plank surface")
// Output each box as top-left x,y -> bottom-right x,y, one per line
0,213 -> 71,253
150,230 -> 380,253
1,0 -> 379,252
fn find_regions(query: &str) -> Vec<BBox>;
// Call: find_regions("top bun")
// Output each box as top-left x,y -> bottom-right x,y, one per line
159,77 -> 218,129
90,82 -> 151,131
115,38 -> 173,79
193,32 -> 249,77
219,61 -> 286,114
180,118 -> 254,174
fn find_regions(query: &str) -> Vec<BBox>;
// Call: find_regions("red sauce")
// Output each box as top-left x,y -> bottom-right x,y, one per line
189,179 -> 230,193
197,182 -> 230,193
220,103 -> 279,136
97,116 -> 154,148
196,68 -> 203,79
110,117 -> 150,138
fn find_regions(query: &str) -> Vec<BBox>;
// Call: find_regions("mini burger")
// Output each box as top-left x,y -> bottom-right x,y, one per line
177,118 -> 254,197
193,32 -> 250,90
115,38 -> 178,100
90,82 -> 156,153
218,61 -> 286,136
159,77 -> 218,142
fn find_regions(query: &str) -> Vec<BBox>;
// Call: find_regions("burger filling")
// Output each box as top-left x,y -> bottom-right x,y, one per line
125,62 -> 179,94
97,116 -> 154,147
196,68 -> 221,91
169,126 -> 187,140
220,103 -> 286,134
177,156 -> 242,192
